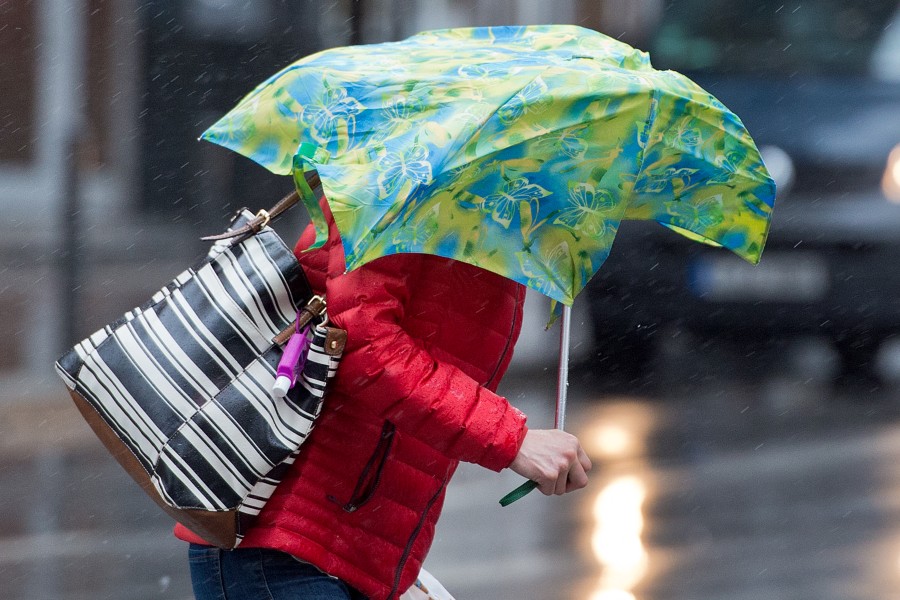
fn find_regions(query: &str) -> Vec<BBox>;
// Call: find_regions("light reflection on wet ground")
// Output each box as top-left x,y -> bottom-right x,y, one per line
4,345 -> 900,600
430,358 -> 900,600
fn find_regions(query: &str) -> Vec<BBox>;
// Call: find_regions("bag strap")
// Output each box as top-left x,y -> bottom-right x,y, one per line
273,295 -> 327,346
199,172 -> 329,346
201,172 -> 322,242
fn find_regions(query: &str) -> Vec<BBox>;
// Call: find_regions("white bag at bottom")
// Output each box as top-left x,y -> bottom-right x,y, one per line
401,568 -> 456,600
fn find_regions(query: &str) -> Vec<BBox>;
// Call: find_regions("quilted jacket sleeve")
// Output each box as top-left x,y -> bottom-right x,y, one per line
325,256 -> 528,472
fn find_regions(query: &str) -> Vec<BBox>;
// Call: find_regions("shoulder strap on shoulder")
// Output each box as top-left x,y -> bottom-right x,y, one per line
201,172 -> 321,242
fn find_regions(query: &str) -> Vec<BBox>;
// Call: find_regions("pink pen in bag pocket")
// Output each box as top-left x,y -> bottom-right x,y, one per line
272,323 -> 313,398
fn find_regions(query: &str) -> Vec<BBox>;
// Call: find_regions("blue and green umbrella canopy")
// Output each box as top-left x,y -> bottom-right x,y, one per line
203,25 -> 775,305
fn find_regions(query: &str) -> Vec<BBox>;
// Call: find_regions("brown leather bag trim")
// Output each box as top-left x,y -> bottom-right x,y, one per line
67,388 -> 239,549
273,296 -> 328,346
324,327 -> 348,356
201,172 -> 322,242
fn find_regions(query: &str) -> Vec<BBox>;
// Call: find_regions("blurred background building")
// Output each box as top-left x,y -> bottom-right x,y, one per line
0,0 -> 585,382
2,1 -> 900,599
4,0 -> 900,384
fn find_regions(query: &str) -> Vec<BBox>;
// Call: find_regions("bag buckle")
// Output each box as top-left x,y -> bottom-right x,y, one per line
255,209 -> 271,230
307,295 -> 328,326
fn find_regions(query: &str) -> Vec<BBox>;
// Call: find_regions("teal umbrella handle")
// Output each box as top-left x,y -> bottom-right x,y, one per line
500,305 -> 572,506
500,305 -> 572,508
499,479 -> 538,506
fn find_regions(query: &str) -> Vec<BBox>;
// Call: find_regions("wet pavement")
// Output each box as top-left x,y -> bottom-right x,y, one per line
436,371 -> 900,600
4,341 -> 900,600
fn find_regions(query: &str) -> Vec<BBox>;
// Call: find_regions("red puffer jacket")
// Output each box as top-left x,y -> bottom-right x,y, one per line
176,207 -> 529,600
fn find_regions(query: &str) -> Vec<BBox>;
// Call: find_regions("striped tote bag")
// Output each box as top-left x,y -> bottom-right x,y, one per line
54,194 -> 345,548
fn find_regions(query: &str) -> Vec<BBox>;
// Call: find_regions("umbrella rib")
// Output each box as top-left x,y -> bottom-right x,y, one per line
437,70 -> 554,176
622,87 -> 662,211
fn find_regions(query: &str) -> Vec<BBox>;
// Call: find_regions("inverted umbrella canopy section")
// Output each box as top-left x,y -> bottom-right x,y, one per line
202,25 -> 775,306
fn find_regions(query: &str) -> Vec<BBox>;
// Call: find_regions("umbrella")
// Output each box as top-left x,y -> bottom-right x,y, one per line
201,25 -> 776,501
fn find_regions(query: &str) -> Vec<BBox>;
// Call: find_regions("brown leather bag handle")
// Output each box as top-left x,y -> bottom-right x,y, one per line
201,172 -> 322,242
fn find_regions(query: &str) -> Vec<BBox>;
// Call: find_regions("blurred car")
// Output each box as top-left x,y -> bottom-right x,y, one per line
585,0 -> 900,381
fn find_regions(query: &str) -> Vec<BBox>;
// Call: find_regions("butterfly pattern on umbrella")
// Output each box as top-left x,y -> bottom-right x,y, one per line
203,25 -> 775,306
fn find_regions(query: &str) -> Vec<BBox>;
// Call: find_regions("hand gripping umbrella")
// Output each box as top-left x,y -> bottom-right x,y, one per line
202,25 -> 776,502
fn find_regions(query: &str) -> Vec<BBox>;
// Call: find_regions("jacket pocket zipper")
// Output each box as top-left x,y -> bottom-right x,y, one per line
329,421 -> 396,512
389,474 -> 448,599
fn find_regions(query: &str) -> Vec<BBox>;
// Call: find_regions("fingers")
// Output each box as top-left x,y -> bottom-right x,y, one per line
551,445 -> 591,496
578,446 -> 593,473
536,456 -> 572,496
557,443 -> 591,495
554,468 -> 569,496
566,458 -> 589,493
508,429 -> 593,496
537,476 -> 557,496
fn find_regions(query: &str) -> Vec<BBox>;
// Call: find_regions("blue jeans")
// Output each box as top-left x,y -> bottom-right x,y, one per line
188,544 -> 367,600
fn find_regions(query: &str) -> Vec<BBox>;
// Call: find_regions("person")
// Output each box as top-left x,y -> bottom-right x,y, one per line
178,198 -> 592,600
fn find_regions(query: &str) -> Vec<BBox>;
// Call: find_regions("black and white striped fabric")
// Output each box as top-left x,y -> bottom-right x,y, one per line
55,210 -> 341,545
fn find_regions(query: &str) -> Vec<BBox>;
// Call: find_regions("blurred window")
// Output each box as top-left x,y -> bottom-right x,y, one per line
872,6 -> 900,81
0,2 -> 37,164
86,0 -> 114,169
0,1 -> 117,168
650,0 -> 899,76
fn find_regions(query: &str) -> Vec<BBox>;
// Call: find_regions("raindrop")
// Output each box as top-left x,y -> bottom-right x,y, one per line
159,575 -> 172,593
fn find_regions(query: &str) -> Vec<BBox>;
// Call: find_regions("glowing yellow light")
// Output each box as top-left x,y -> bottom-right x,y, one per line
884,144 -> 900,203
593,423 -> 633,457
590,476 -> 648,597
591,591 -> 636,600
580,400 -> 654,460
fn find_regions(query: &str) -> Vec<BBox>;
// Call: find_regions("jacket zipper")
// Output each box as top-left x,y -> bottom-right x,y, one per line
387,285 -> 521,593
353,287 -> 521,594
389,474 -> 447,599
329,421 -> 396,512
485,285 -> 523,389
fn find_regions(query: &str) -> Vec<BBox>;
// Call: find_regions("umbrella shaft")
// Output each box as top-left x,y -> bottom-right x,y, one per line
556,305 -> 571,431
